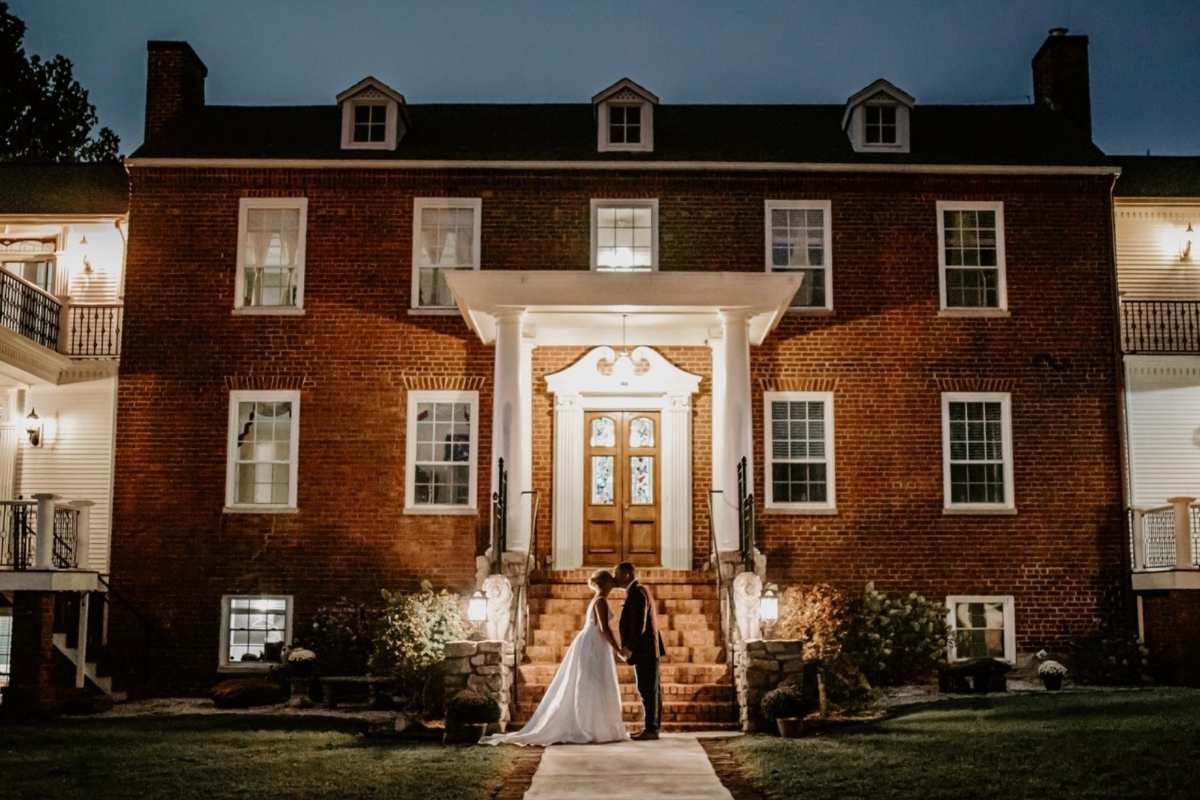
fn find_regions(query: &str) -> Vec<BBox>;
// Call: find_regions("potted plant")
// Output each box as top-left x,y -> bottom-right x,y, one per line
445,690 -> 501,744
285,647 -> 319,706
1038,659 -> 1068,691
761,683 -> 806,738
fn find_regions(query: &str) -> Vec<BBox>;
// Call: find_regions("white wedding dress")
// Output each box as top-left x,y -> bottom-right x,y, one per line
482,597 -> 628,746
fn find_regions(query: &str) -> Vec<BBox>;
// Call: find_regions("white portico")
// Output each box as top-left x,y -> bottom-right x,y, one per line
445,270 -> 800,569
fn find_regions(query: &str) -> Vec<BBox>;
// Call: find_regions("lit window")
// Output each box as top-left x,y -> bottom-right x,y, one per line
864,104 -> 898,145
765,200 -> 832,309
938,202 -> 1006,311
352,103 -> 387,143
764,392 -> 836,512
226,390 -> 300,511
235,198 -> 307,312
412,199 -> 481,309
941,392 -> 1014,512
608,105 -> 642,145
405,390 -> 479,513
591,200 -> 657,271
220,595 -> 292,668
946,596 -> 1016,662
0,611 -> 11,687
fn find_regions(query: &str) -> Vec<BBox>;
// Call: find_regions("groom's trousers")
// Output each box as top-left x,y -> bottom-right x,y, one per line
633,659 -> 662,730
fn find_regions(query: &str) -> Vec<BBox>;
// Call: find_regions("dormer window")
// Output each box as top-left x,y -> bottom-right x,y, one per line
593,78 -> 657,153
842,79 -> 913,154
864,104 -> 898,145
337,76 -> 408,151
352,103 -> 388,144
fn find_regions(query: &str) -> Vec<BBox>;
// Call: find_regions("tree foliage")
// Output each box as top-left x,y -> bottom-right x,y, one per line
0,2 -> 120,162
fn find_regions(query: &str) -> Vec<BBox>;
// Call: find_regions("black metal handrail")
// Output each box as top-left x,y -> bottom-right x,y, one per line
66,303 -> 123,358
490,458 -> 508,575
1121,299 -> 1200,353
52,506 -> 79,568
0,501 -> 36,569
707,489 -> 737,675
736,456 -> 755,572
0,270 -> 61,350
511,489 -> 540,714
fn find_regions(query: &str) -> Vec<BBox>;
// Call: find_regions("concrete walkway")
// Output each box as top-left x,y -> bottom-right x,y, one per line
523,734 -> 734,800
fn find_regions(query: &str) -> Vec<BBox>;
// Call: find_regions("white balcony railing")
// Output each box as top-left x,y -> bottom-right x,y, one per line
0,495 -> 94,571
1129,497 -> 1200,572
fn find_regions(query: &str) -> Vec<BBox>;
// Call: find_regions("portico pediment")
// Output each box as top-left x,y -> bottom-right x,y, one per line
545,346 -> 700,398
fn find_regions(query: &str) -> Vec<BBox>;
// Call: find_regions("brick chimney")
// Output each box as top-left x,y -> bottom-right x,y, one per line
1032,27 -> 1091,139
144,41 -> 207,144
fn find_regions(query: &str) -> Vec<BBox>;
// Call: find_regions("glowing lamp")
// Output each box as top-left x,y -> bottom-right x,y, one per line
1182,222 -> 1194,262
759,587 -> 779,625
25,408 -> 42,447
467,590 -> 488,623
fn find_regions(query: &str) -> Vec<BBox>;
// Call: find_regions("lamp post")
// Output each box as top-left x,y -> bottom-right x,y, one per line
468,590 -> 488,626
759,586 -> 779,639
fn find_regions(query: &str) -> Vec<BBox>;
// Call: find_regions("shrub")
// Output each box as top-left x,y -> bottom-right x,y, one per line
761,683 -> 807,722
369,581 -> 470,710
777,584 -> 851,664
1064,628 -> 1150,685
843,583 -> 949,687
298,598 -> 377,676
446,690 -> 501,725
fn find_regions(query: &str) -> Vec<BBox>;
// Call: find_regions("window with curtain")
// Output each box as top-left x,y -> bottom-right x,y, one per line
946,596 -> 1015,662
592,200 -> 657,271
226,390 -> 300,510
766,201 -> 832,309
406,390 -> 479,511
237,199 -> 307,310
412,199 -> 481,308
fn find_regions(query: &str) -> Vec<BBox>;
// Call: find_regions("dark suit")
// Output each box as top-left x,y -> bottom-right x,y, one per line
618,579 -> 666,731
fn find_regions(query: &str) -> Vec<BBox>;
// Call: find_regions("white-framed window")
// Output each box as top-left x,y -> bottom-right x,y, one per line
219,595 -> 293,669
864,103 -> 898,145
590,199 -> 658,271
235,198 -> 307,313
946,595 -> 1016,663
765,200 -> 832,310
405,390 -> 479,514
764,391 -> 836,512
597,99 -> 654,153
608,104 -> 642,146
941,392 -> 1015,513
225,390 -> 301,512
351,102 -> 387,144
0,609 -> 11,688
0,236 -> 59,294
412,198 -> 481,309
937,201 -> 1007,313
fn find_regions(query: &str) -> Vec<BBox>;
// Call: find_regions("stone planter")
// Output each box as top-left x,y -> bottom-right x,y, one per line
1041,674 -> 1064,691
775,717 -> 804,738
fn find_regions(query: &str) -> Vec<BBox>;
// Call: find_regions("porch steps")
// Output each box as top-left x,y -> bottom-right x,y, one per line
514,570 -> 738,732
51,632 -> 113,696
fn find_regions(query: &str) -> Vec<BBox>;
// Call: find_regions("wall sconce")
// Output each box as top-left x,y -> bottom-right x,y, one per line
467,590 -> 488,623
759,586 -> 779,633
1182,223 -> 1194,262
25,408 -> 42,447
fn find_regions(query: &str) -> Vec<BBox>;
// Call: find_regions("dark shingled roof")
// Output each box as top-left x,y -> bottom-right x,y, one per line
0,163 -> 128,215
131,103 -> 1106,167
1111,156 -> 1200,198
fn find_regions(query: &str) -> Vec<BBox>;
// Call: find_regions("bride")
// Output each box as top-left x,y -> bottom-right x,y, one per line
482,569 -> 628,746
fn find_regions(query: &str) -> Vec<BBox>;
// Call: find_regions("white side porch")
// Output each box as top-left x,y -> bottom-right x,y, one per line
446,270 -> 800,570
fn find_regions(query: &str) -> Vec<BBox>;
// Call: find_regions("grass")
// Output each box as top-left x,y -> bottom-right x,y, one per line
704,688 -> 1200,800
0,713 -> 530,800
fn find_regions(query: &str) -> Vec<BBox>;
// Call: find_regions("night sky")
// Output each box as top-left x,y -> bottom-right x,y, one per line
11,0 -> 1199,157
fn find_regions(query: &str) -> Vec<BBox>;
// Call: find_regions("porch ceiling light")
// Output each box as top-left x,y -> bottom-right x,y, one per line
24,407 -> 41,447
1182,223 -> 1194,262
467,590 -> 488,623
612,313 -> 637,382
759,586 -> 779,625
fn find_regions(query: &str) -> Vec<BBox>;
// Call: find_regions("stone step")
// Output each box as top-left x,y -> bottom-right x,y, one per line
528,597 -> 718,616
530,627 -> 717,648
527,583 -> 719,600
519,682 -> 735,705
524,643 -> 724,665
512,700 -> 737,725
533,569 -> 716,586
518,662 -> 732,685
528,612 -> 720,636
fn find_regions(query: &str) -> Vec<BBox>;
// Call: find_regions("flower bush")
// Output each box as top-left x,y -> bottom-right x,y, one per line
761,683 -> 807,722
369,581 -> 470,710
297,598 -> 377,676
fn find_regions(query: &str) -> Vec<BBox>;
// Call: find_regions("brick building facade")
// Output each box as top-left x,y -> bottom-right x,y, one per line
111,32 -> 1127,695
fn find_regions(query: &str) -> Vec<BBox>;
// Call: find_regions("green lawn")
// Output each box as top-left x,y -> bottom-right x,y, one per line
0,713 -> 529,800
705,689 -> 1200,800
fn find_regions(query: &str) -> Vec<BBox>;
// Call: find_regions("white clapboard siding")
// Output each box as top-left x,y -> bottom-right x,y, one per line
1125,356 -> 1200,507
14,378 -> 117,573
0,427 -> 16,501
67,271 -> 121,304
1115,204 -> 1200,299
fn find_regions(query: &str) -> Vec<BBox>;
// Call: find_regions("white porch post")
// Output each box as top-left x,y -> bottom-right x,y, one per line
33,492 -> 58,570
492,310 -> 531,553
1168,496 -> 1196,568
68,500 -> 95,570
712,310 -> 753,552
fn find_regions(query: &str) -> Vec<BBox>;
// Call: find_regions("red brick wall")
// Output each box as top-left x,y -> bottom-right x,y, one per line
113,167 -> 1123,687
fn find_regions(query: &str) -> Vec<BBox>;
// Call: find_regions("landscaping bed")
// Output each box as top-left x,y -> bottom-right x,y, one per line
703,688 -> 1200,800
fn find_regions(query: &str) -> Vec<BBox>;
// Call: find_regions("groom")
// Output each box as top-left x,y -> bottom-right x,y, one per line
615,562 -> 665,740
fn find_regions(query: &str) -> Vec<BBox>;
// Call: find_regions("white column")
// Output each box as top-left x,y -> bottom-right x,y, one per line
552,394 -> 584,569
33,492 -> 58,570
1168,496 -> 1196,569
69,500 -> 95,571
713,310 -> 753,552
491,310 -> 529,554
661,394 -> 693,569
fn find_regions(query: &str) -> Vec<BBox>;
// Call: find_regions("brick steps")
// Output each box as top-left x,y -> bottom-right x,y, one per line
515,572 -> 737,732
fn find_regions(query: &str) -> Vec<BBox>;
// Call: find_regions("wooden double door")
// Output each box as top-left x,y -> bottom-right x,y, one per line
583,411 -> 661,567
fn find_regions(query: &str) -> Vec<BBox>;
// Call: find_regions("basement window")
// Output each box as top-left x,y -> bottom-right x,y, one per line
219,595 -> 292,669
946,595 -> 1016,662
